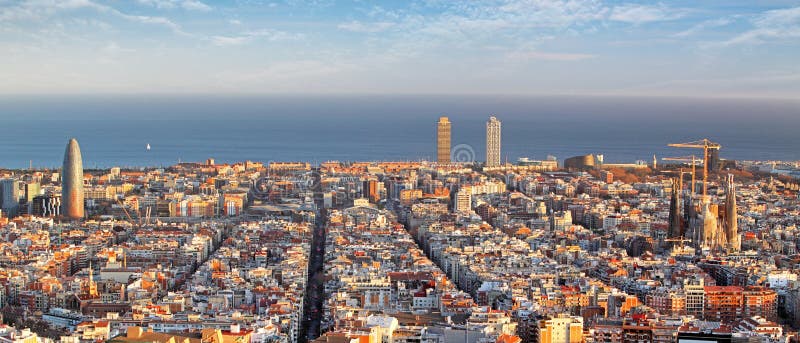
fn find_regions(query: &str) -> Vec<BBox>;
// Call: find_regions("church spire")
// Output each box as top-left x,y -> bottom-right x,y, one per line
668,177 -> 683,240
88,261 -> 98,297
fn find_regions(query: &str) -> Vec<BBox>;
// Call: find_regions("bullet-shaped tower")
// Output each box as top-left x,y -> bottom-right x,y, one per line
62,138 -> 85,219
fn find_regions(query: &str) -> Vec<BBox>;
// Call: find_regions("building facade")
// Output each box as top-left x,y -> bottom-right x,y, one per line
437,117 -> 451,163
62,138 -> 85,219
537,314 -> 583,343
0,178 -> 20,217
486,116 -> 501,167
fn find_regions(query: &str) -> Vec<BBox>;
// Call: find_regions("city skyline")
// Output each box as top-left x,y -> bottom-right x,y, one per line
0,102 -> 799,343
2,1 -> 800,342
1,1 -> 798,97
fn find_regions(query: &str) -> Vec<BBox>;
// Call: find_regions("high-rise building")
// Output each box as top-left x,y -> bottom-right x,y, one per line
708,146 -> 721,171
437,117 -> 451,163
683,277 -> 705,319
363,179 -> 380,203
24,182 -> 40,203
32,194 -> 61,217
22,182 -> 41,215
455,187 -> 471,213
0,178 -> 20,217
486,116 -> 501,167
62,138 -> 85,220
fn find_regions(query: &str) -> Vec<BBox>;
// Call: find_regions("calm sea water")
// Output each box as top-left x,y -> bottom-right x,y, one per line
0,95 -> 798,169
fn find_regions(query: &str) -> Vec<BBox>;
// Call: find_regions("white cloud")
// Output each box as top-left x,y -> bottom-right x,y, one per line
2,0 -> 797,96
674,17 -> 734,37
337,21 -> 395,33
181,0 -> 211,11
210,35 -> 249,46
101,41 -> 134,54
723,6 -> 800,45
342,0 -> 610,57
609,3 -> 686,24
70,18 -> 113,31
508,50 -> 595,61
136,0 -> 175,9
754,6 -> 800,27
116,13 -> 186,35
0,0 -> 102,22
136,0 -> 212,11
0,0 -> 188,35
210,29 -> 304,46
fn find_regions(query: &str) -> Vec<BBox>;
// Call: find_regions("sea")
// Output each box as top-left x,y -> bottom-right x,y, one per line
0,94 -> 798,169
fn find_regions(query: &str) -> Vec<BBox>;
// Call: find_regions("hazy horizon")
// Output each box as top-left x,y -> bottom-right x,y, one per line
1,93 -> 798,121
0,94 -> 798,169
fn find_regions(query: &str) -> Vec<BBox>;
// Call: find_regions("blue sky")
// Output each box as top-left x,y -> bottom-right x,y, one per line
1,0 -> 799,97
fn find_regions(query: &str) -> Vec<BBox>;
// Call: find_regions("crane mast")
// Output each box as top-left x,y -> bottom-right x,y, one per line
662,156 -> 699,196
667,139 -> 721,200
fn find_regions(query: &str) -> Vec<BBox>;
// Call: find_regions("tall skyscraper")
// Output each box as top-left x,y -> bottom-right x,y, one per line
708,147 -> 721,171
486,116 -> 501,167
437,116 -> 451,163
62,138 -> 85,220
0,178 -> 20,217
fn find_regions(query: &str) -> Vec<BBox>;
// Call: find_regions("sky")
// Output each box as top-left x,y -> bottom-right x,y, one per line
1,0 -> 799,97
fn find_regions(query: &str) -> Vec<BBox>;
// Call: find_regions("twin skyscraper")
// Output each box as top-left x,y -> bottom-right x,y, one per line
437,116 -> 502,166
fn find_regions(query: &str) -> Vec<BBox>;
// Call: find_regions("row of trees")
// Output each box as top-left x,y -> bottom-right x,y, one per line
1,306 -> 69,340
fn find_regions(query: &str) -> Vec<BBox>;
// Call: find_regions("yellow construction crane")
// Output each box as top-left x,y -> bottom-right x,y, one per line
662,156 -> 700,195
668,139 -> 721,199
116,198 -> 144,228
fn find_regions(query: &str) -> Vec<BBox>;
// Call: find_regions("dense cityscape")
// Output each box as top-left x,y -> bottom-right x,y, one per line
0,115 -> 798,343
4,0 -> 800,341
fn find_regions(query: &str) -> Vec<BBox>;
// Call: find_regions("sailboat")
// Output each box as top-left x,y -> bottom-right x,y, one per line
146,143 -> 151,151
